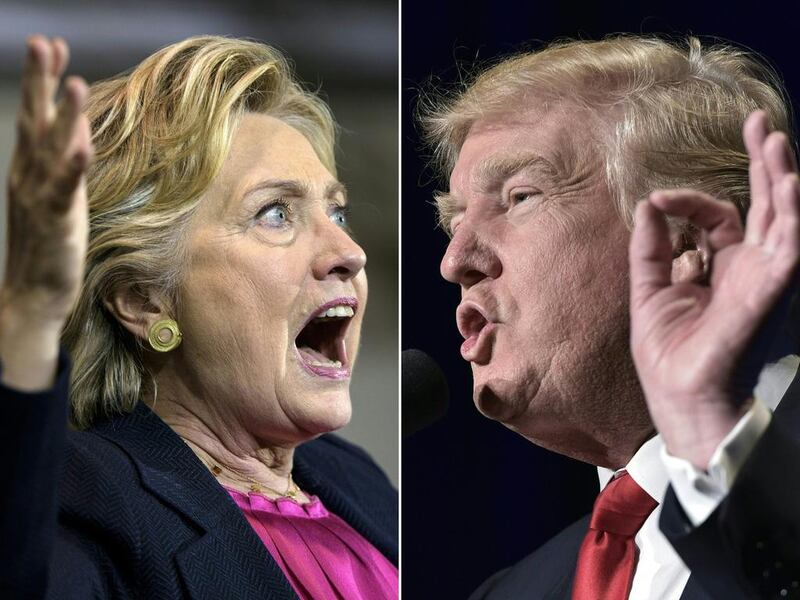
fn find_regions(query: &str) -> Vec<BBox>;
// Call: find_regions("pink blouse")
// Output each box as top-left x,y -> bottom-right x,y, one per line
226,487 -> 398,599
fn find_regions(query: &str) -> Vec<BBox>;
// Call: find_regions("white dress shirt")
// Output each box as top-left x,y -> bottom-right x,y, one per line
596,355 -> 799,599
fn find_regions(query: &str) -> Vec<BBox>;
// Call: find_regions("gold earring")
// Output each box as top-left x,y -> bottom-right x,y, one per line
147,318 -> 183,352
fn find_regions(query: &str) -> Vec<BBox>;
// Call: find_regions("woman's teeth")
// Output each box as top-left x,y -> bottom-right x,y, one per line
316,305 -> 355,319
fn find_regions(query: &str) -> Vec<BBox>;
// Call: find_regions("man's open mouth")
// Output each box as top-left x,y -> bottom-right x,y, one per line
294,298 -> 357,378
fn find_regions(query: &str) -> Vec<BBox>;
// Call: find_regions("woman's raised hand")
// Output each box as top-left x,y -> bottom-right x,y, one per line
0,36 -> 93,390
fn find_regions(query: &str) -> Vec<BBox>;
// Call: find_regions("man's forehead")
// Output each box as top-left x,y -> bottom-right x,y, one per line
450,99 -> 600,185
451,120 -> 569,188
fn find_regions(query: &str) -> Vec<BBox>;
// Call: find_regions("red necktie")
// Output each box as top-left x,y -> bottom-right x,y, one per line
572,470 -> 658,600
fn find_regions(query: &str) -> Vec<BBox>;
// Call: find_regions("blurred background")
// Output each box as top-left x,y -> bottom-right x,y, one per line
0,0 -> 398,484
402,1 -> 800,597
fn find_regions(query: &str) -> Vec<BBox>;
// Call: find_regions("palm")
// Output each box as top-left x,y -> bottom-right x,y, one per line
629,111 -> 800,465
638,239 -> 786,398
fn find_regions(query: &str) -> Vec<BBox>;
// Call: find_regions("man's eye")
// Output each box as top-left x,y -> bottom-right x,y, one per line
511,190 -> 543,204
448,216 -> 462,238
256,201 -> 291,227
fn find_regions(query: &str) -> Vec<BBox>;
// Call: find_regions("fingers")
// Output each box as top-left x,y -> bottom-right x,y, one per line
765,173 -> 800,262
763,130 -> 798,181
743,109 -> 800,247
50,76 -> 89,156
17,35 -> 90,163
648,189 -> 744,251
26,36 -> 53,132
630,200 -> 674,309
51,37 -> 69,79
761,131 -> 800,260
47,111 -> 92,214
29,37 -> 52,131
19,35 -> 71,144
12,35 -> 92,215
743,110 -> 769,159
744,111 -> 772,244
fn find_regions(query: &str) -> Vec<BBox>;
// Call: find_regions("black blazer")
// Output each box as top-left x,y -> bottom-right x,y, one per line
660,371 -> 800,599
471,373 -> 800,600
0,351 -> 398,599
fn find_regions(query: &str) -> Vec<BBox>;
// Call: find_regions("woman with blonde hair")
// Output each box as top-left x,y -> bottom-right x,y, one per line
0,34 -> 397,599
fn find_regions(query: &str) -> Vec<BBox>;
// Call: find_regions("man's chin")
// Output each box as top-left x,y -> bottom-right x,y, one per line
473,380 -> 525,423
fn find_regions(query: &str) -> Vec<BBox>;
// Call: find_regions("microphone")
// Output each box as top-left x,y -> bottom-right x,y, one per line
402,349 -> 449,437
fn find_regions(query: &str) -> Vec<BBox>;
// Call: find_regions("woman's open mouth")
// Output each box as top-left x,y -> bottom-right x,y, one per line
294,297 -> 357,379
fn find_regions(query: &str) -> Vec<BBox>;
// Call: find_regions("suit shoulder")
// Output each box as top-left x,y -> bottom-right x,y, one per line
60,429 -> 141,533
470,514 -> 589,599
64,428 -> 139,484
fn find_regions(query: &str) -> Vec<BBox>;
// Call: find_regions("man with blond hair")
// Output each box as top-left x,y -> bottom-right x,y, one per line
424,36 -> 800,598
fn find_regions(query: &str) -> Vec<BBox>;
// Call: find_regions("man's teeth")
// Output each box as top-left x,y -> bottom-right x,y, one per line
315,305 -> 355,319
307,358 -> 343,368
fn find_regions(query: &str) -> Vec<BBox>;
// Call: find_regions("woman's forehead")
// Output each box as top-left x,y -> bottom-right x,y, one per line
210,115 -> 337,211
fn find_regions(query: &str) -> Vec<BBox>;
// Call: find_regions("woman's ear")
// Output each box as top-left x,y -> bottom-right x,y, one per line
103,285 -> 169,342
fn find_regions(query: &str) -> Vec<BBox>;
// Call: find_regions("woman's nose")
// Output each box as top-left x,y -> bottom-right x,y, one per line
314,219 -> 367,280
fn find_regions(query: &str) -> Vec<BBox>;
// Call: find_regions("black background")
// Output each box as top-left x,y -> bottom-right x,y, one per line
401,1 -> 800,598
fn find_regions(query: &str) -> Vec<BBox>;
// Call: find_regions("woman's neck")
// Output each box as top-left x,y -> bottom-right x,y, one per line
151,395 -> 301,498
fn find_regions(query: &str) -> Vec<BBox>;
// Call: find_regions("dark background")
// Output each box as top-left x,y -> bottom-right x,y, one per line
401,2 -> 800,598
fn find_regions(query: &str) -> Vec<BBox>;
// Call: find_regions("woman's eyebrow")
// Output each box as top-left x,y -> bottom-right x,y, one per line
325,180 -> 348,201
241,179 -> 347,202
242,179 -> 311,201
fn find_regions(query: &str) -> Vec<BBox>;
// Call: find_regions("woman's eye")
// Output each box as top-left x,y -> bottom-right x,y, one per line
257,202 -> 290,227
330,206 -> 350,229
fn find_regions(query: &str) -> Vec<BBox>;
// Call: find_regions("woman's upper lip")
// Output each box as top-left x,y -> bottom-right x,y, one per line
296,296 -> 359,336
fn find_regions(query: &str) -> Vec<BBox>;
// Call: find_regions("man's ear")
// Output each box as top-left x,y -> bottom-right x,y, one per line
669,226 -> 708,284
103,285 -> 170,343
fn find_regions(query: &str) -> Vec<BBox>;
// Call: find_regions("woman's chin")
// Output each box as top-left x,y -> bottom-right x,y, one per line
298,391 -> 353,436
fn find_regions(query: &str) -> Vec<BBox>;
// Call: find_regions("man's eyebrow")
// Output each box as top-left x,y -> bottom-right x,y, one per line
434,153 -> 558,233
434,191 -> 459,232
475,152 -> 559,190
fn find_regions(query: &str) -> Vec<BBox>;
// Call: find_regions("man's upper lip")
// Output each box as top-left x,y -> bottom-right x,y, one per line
456,300 -> 495,340
296,296 -> 358,337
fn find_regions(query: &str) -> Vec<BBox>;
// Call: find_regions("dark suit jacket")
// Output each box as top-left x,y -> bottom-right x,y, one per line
471,374 -> 800,600
0,351 -> 398,599
660,371 -> 800,600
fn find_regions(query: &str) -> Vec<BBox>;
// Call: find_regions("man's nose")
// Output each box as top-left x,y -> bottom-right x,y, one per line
440,223 -> 501,287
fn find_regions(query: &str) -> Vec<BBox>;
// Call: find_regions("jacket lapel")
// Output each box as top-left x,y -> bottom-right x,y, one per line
679,575 -> 714,599
91,403 -> 298,599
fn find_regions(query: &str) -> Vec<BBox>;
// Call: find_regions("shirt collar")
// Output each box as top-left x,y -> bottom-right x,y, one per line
597,434 -> 668,502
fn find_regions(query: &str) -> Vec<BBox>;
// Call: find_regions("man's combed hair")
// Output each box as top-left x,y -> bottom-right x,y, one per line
62,36 -> 337,428
421,35 -> 796,230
